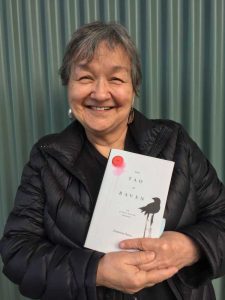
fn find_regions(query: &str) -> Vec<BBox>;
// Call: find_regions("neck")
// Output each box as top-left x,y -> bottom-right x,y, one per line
86,127 -> 128,158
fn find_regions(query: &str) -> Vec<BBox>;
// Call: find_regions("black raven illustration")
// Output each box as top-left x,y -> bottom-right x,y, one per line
139,197 -> 161,237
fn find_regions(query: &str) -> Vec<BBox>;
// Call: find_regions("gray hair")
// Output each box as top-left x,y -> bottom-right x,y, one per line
59,21 -> 142,95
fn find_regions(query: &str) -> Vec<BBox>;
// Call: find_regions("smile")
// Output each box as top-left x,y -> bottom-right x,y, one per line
88,106 -> 113,111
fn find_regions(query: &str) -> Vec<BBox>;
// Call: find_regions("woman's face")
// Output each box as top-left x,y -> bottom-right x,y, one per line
67,42 -> 135,139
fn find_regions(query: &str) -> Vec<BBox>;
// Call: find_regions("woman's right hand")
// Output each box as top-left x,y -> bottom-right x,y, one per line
96,251 -> 178,294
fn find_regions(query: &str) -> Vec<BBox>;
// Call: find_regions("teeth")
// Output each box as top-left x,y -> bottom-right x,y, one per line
92,106 -> 111,111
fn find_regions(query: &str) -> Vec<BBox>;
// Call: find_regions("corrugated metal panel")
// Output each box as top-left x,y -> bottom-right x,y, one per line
0,0 -> 224,299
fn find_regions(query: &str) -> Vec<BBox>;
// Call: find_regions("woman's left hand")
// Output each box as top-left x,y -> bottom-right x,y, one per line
119,231 -> 201,272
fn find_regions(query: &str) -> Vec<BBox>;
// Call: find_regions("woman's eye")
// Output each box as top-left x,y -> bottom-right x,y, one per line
78,76 -> 93,82
111,77 -> 124,83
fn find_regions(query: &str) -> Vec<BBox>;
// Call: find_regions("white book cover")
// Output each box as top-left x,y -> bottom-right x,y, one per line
84,149 -> 174,253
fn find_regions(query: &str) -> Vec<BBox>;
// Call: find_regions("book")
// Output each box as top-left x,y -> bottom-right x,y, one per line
84,149 -> 174,253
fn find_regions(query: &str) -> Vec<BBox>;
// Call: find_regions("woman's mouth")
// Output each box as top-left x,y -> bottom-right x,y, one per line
87,106 -> 113,111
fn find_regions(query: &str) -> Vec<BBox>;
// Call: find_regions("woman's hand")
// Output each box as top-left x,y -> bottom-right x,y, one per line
96,250 -> 178,294
119,231 -> 201,272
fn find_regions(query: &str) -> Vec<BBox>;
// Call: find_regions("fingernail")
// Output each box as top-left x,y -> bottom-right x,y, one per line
119,242 -> 125,248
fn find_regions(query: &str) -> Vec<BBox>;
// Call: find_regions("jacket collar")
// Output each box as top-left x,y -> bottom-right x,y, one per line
38,121 -> 86,176
128,109 -> 174,157
39,109 -> 174,170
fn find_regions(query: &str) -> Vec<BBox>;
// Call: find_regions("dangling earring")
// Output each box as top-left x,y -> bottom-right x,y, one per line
68,108 -> 74,120
128,97 -> 135,124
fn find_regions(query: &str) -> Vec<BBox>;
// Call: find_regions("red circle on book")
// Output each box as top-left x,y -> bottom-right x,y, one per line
112,156 -> 124,167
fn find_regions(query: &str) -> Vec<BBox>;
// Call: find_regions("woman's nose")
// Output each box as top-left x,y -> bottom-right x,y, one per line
91,79 -> 110,101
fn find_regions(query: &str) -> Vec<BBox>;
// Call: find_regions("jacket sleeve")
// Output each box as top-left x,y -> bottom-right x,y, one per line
0,144 -> 104,300
176,127 -> 225,288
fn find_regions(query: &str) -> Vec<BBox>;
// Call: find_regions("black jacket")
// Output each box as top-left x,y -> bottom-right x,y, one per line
1,110 -> 225,300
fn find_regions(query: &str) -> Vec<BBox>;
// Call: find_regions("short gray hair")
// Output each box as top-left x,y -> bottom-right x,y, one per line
59,21 -> 142,95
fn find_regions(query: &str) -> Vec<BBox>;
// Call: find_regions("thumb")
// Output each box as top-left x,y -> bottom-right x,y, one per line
120,238 -> 152,250
126,250 -> 155,266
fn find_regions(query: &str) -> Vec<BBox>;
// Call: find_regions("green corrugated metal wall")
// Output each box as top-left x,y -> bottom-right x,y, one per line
0,0 -> 225,299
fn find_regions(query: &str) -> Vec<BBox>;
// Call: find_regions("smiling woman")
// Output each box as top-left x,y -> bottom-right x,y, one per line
67,42 -> 134,156
60,21 -> 141,157
1,21 -> 225,300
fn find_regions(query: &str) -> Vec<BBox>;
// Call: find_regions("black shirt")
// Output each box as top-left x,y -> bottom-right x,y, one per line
79,129 -> 176,300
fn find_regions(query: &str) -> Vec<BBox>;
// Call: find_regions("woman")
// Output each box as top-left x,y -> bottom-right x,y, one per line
1,21 -> 225,300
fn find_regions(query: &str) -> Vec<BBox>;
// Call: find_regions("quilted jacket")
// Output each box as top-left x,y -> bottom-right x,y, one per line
1,110 -> 225,300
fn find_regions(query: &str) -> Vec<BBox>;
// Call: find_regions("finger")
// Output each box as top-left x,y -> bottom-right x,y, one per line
138,256 -> 171,271
126,250 -> 155,266
139,261 -> 170,272
138,262 -> 155,271
120,238 -> 157,250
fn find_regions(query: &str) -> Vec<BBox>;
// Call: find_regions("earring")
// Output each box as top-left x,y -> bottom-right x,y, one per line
68,108 -> 74,120
128,106 -> 134,124
128,97 -> 135,124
